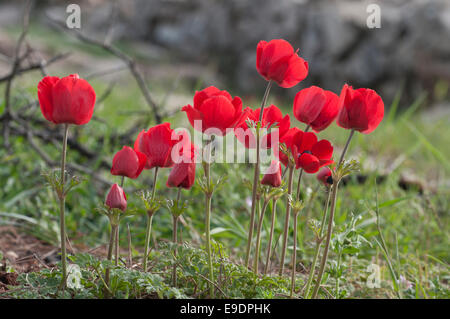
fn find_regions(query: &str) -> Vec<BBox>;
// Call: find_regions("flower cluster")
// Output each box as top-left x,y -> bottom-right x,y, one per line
36,38 -> 384,298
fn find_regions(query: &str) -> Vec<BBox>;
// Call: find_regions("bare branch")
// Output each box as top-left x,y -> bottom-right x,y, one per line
47,15 -> 163,124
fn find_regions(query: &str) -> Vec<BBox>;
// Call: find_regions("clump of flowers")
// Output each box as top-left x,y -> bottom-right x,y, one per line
36,36 -> 383,299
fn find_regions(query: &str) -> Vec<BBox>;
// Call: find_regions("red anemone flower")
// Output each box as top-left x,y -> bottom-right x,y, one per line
281,130 -> 333,173
37,74 -> 96,125
234,104 -> 290,149
261,160 -> 282,188
317,167 -> 333,186
134,122 -> 179,169
293,86 -> 340,132
105,184 -> 127,212
111,146 -> 147,179
256,39 -> 309,88
337,84 -> 384,134
182,86 -> 243,136
167,137 -> 197,189
275,127 -> 302,167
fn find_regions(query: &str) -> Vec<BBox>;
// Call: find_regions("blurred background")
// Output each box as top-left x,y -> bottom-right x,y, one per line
1,0 -> 450,107
0,0 -> 448,298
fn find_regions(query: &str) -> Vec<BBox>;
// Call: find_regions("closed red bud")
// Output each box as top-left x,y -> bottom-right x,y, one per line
293,86 -> 340,132
317,167 -> 333,186
261,160 -> 282,188
337,84 -> 384,134
256,39 -> 309,88
111,146 -> 147,179
235,104 -> 290,149
182,86 -> 243,136
105,184 -> 127,212
37,74 -> 96,125
134,122 -> 179,169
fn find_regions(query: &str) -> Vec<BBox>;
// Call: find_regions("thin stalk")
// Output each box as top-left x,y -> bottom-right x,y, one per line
279,165 -> 295,276
311,181 -> 340,298
172,215 -> 179,287
264,198 -> 278,275
303,189 -> 332,298
172,188 -> 182,287
254,199 -> 269,274
335,252 -> 342,298
203,137 -> 214,298
311,129 -> 355,298
295,169 -> 304,201
115,176 -> 124,267
245,128 -> 260,268
143,167 -> 159,272
58,124 -> 69,288
290,211 -> 299,298
245,80 -> 272,268
105,224 -> 117,297
127,223 -> 132,267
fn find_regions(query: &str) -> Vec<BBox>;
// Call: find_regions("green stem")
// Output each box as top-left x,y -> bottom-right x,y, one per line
245,80 -> 272,268
290,211 -> 299,298
58,124 -> 69,288
279,165 -> 295,276
172,188 -> 181,287
254,199 -> 269,274
264,198 -> 277,275
311,129 -> 355,298
295,169 -> 304,201
172,215 -> 178,287
143,167 -> 159,272
203,137 -> 214,298
303,189 -> 332,298
311,181 -> 340,298
105,224 -> 117,297
335,252 -> 341,298
245,128 -> 260,269
115,177 -> 123,267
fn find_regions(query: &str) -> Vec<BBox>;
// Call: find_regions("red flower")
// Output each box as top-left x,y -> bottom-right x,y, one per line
134,123 -> 179,169
111,146 -> 147,179
261,160 -> 282,188
234,104 -> 290,149
167,138 -> 197,189
337,84 -> 384,134
317,167 -> 333,186
105,184 -> 127,212
279,130 -> 333,173
276,127 -> 302,167
37,74 -> 96,125
256,39 -> 309,88
182,86 -> 243,136
293,86 -> 340,132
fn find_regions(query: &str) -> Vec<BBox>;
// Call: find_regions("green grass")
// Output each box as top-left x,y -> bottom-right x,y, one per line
0,24 -> 449,299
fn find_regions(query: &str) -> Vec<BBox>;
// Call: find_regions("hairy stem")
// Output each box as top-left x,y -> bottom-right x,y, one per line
279,165 -> 295,276
303,189 -> 331,298
254,199 -> 269,274
172,215 -> 178,287
115,176 -> 124,267
143,167 -> 159,272
203,137 -> 215,298
264,198 -> 278,275
105,224 -> 117,297
172,188 -> 181,287
290,211 -> 299,298
311,129 -> 354,298
58,124 -> 69,288
245,80 -> 272,268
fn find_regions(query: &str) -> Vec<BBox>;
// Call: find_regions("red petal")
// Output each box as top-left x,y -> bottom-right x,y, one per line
311,139 -> 333,161
298,153 -> 320,173
37,76 -> 60,123
293,86 -> 326,125
278,55 -> 308,88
